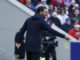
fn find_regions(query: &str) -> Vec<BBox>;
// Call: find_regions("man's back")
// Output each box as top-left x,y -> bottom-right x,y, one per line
26,14 -> 44,52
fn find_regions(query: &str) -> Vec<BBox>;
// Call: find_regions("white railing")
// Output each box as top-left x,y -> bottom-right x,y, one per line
8,0 -> 35,15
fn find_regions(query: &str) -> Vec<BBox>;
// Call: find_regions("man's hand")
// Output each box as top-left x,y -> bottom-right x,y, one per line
65,35 -> 70,40
16,43 -> 21,49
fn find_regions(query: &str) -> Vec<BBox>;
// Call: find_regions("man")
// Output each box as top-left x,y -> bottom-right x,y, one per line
69,22 -> 80,40
36,0 -> 49,9
48,4 -> 55,15
61,17 -> 73,33
25,0 -> 36,11
15,6 -> 69,60
41,11 -> 61,60
69,9 -> 80,24
47,11 -> 61,27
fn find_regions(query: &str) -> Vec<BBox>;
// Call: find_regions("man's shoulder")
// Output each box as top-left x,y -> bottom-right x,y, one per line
26,16 -> 33,21
27,16 -> 32,20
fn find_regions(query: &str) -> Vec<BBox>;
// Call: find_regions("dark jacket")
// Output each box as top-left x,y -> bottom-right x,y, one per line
15,13 -> 65,53
61,23 -> 73,33
47,16 -> 61,27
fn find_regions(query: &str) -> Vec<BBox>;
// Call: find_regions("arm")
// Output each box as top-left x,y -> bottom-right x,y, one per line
16,19 -> 27,43
41,19 -> 65,38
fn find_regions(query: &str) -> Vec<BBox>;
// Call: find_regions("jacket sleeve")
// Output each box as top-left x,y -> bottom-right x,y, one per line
41,19 -> 65,38
16,19 -> 27,43
15,32 -> 20,43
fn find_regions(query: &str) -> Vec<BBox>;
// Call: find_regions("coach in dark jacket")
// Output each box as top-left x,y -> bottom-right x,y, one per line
15,6 -> 69,60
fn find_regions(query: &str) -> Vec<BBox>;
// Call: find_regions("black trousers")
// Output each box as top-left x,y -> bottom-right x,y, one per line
45,46 -> 57,60
26,51 -> 40,60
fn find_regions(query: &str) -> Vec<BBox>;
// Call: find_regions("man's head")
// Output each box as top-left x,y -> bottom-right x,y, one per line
74,22 -> 80,31
74,4 -> 79,9
71,0 -> 75,5
52,11 -> 57,18
36,6 -> 48,17
27,0 -> 31,4
65,6 -> 69,11
41,0 -> 47,5
74,9 -> 79,16
66,18 -> 71,25
49,4 -> 54,10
